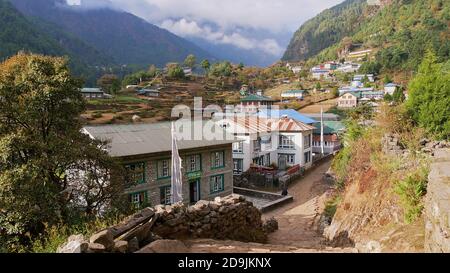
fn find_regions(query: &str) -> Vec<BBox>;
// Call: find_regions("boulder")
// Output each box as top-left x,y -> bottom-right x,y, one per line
128,237 -> 140,253
57,234 -> 88,253
114,241 -> 129,253
87,243 -> 106,253
136,240 -> 189,253
90,229 -> 114,251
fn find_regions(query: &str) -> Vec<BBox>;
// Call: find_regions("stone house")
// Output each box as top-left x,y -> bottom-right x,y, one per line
82,122 -> 235,208
80,88 -> 110,99
338,92 -> 359,108
238,94 -> 275,114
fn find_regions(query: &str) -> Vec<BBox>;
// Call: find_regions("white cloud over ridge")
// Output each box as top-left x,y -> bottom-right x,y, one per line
160,18 -> 284,56
68,0 -> 344,57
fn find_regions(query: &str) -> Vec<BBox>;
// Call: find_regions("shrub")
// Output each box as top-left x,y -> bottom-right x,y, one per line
324,195 -> 342,219
394,168 -> 429,224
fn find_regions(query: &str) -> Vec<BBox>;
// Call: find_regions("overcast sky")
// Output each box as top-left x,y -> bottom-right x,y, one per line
68,0 -> 344,57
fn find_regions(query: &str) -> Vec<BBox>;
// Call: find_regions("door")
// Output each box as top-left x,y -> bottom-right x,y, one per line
278,155 -> 287,171
189,179 -> 200,204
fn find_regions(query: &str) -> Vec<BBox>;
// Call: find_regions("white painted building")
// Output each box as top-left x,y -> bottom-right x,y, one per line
216,116 -> 315,175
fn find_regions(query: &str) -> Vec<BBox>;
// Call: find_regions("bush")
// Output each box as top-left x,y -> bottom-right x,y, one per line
324,195 -> 342,219
394,168 -> 429,224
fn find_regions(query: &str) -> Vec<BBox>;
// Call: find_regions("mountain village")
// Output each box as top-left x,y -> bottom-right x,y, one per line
0,0 -> 449,257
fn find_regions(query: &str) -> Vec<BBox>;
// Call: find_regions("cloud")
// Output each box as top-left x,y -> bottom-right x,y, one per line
113,0 -> 344,32
160,19 -> 284,56
68,0 -> 344,57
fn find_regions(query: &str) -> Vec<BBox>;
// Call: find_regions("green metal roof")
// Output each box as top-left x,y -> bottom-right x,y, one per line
282,90 -> 305,94
313,121 -> 345,135
241,94 -> 275,102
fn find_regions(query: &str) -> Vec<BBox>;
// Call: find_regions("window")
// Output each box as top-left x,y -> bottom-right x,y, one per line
211,151 -> 225,169
304,134 -> 311,149
210,175 -> 225,194
186,154 -> 201,173
279,154 -> 295,165
125,162 -> 146,184
160,186 -> 171,205
157,159 -> 171,179
279,135 -> 294,149
265,154 -> 271,167
286,154 -> 295,165
130,191 -> 147,209
253,138 -> 261,152
233,142 -> 244,153
304,151 -> 311,164
233,159 -> 243,175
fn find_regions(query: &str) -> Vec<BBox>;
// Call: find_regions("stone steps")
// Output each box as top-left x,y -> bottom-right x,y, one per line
184,239 -> 357,253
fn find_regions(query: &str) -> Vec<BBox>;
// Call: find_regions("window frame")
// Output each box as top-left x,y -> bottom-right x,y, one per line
124,162 -> 146,185
279,135 -> 294,150
186,154 -> 202,174
157,159 -> 171,180
160,185 -> 172,205
210,174 -> 225,194
211,151 -> 225,170
232,141 -> 244,153
129,191 -> 148,209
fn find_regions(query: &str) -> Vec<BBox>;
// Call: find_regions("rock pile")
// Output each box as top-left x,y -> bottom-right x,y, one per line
382,133 -> 450,157
57,194 -> 275,253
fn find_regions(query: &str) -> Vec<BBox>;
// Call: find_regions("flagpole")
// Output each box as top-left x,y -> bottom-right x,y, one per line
321,107 -> 324,156
171,122 -> 183,204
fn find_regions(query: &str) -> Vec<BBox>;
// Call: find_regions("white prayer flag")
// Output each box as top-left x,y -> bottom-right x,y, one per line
171,122 -> 183,204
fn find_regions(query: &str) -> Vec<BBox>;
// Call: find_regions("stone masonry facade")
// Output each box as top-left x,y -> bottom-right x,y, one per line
122,143 -> 234,206
425,148 -> 450,253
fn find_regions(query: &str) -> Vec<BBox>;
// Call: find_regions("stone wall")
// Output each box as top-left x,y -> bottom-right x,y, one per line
58,195 -> 275,253
425,148 -> 450,253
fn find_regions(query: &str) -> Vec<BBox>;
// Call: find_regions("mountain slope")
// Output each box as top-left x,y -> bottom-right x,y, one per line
284,0 -> 449,75
282,0 -> 367,62
10,0 -> 215,66
0,0 -> 65,60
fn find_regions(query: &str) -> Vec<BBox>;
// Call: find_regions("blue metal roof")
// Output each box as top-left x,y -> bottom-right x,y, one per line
255,109 -> 316,124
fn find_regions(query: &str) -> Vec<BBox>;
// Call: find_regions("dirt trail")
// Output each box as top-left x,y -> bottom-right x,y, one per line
263,159 -> 337,250
184,159 -> 356,253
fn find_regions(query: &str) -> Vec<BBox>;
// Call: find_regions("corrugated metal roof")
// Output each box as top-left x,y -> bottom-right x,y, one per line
81,88 -> 103,93
83,121 -> 235,157
256,110 -> 316,124
240,94 -> 275,102
219,116 -> 272,135
267,118 -> 316,132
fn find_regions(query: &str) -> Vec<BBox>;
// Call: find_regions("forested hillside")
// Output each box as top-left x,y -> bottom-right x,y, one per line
282,0 -> 367,61
284,0 -> 450,74
9,0 -> 215,66
0,0 -> 65,59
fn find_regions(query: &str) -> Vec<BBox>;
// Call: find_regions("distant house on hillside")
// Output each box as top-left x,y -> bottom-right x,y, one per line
338,91 -> 384,108
338,92 -> 360,108
347,49 -> 373,60
137,89 -> 160,97
339,86 -> 374,95
384,83 -> 398,95
238,94 -> 275,113
80,88 -> 110,99
311,69 -> 331,80
335,62 -> 361,73
281,90 -> 306,100
353,74 -> 375,82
